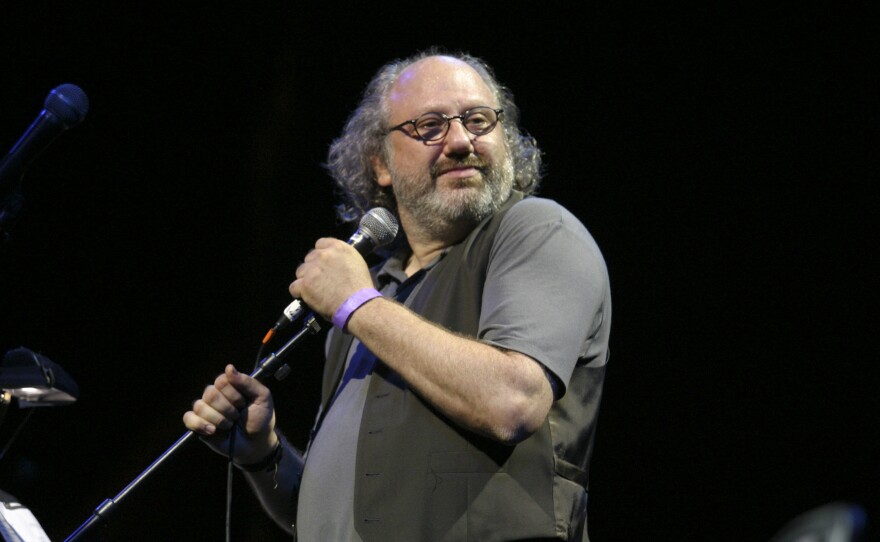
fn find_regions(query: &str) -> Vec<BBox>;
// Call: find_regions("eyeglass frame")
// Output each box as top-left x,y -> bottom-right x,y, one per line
386,106 -> 504,142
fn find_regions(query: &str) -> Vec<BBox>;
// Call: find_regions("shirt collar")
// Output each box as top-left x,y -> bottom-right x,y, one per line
375,246 -> 450,289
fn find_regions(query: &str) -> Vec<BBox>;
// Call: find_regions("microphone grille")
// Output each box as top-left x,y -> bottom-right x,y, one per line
44,84 -> 89,128
359,207 -> 399,247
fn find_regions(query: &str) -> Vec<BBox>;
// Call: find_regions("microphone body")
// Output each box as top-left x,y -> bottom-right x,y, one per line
0,84 -> 90,197
272,207 -> 399,332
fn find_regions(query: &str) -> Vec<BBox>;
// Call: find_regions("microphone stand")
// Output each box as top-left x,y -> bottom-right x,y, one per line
64,314 -> 322,542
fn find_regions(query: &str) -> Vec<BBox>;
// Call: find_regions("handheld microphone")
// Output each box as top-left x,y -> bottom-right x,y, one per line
266,207 -> 399,340
0,84 -> 90,197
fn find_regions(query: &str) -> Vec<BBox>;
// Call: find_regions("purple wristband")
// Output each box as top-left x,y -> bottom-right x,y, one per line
332,288 -> 382,330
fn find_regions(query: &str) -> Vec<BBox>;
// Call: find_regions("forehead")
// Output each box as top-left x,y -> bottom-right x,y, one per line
387,56 -> 496,119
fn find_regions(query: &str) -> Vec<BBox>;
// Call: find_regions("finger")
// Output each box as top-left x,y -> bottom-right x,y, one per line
183,406 -> 229,435
211,372 -> 248,410
314,237 -> 340,250
222,365 -> 272,407
288,278 -> 301,299
190,395 -> 237,430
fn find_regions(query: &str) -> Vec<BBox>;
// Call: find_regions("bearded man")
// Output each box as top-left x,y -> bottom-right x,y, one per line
185,48 -> 611,542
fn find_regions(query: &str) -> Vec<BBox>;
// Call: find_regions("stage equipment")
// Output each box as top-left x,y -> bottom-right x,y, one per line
768,502 -> 867,542
0,84 -> 89,242
0,347 -> 79,407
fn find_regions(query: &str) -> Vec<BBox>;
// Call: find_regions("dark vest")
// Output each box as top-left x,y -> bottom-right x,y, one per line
322,194 -> 604,541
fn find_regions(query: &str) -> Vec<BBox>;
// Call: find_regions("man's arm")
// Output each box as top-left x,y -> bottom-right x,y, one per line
240,437 -> 304,534
291,239 -> 554,445
183,365 -> 302,532
346,296 -> 554,445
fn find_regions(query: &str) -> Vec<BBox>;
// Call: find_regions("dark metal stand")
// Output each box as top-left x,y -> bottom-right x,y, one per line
64,315 -> 322,542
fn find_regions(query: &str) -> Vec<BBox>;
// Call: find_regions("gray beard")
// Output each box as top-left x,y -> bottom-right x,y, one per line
390,156 -> 515,239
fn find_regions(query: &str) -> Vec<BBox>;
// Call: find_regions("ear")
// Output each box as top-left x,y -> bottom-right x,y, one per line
371,155 -> 392,187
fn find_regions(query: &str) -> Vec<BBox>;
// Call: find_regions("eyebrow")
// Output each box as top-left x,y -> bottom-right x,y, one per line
408,102 -> 497,116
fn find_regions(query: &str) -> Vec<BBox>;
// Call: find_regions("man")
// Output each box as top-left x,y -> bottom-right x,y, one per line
184,48 -> 611,542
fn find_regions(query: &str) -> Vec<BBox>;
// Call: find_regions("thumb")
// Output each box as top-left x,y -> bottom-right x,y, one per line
223,364 -> 276,440
225,364 -> 272,405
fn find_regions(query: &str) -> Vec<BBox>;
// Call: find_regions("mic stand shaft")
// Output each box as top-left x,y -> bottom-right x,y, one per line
64,314 -> 322,542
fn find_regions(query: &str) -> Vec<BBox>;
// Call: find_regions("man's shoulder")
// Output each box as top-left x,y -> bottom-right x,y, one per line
511,195 -> 567,213
503,196 -> 587,233
497,196 -> 605,265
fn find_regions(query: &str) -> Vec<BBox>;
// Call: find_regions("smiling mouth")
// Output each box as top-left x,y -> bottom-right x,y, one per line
438,166 -> 480,179
435,169 -> 484,190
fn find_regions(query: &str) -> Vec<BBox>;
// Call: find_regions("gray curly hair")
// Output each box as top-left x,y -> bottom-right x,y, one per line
325,47 -> 543,223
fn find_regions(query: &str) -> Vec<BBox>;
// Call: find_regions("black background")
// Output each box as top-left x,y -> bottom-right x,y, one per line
0,3 -> 877,541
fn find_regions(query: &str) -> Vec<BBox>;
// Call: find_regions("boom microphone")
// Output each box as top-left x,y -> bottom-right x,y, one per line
0,84 -> 90,197
268,207 -> 399,337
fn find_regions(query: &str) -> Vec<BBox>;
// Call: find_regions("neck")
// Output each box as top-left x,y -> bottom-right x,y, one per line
398,207 -> 475,276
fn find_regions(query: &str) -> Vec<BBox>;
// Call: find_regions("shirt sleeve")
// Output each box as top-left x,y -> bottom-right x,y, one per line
478,197 -> 610,392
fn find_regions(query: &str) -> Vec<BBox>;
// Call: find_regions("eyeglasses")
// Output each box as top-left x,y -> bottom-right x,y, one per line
387,106 -> 503,142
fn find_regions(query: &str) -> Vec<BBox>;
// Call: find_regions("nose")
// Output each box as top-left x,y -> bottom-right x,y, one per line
442,117 -> 475,156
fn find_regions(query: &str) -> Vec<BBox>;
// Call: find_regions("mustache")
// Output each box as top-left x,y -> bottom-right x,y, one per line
431,157 -> 489,177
